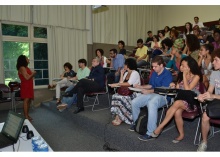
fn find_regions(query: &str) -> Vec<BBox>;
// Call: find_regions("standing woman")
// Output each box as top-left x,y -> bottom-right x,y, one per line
16,55 -> 36,121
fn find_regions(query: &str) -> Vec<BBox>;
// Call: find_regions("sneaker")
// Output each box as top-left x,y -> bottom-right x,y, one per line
128,125 -> 135,132
197,142 -> 207,151
138,134 -> 155,141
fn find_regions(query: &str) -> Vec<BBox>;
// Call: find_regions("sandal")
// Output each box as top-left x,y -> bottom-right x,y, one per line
56,99 -> 61,104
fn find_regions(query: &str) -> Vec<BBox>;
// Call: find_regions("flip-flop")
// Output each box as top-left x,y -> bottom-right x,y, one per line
172,139 -> 183,143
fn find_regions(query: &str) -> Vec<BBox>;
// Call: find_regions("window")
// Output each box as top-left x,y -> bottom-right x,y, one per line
1,22 -> 48,87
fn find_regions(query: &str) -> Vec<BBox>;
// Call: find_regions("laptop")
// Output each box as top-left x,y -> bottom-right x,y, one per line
0,111 -> 25,148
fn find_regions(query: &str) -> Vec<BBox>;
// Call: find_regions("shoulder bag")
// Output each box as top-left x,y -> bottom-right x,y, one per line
206,99 -> 220,119
117,86 -> 133,96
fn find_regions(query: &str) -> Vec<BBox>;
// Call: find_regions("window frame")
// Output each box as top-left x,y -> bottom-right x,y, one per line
1,21 -> 48,88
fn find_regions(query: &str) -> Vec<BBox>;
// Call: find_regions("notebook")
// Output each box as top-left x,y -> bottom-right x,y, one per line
0,111 -> 25,148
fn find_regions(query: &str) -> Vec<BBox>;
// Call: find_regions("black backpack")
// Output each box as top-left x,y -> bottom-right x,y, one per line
134,107 -> 148,135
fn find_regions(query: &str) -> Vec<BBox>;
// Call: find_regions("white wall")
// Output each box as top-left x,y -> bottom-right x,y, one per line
158,5 -> 220,30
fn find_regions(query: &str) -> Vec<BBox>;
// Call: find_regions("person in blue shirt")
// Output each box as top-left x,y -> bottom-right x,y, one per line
129,56 -> 173,141
107,48 -> 125,87
63,57 -> 105,114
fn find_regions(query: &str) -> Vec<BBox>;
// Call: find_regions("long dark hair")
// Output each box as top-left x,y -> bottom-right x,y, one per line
16,55 -> 28,70
177,56 -> 203,83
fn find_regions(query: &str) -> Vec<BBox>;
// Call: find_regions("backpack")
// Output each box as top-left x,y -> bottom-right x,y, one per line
134,107 -> 148,135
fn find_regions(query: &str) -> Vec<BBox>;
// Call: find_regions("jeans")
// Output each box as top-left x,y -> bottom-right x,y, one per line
131,93 -> 167,136
56,78 -> 73,99
62,85 -> 77,108
61,94 -> 77,108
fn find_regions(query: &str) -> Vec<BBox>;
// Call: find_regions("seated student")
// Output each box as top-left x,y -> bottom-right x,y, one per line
160,38 -> 173,64
62,57 -> 105,114
129,56 -> 172,141
212,29 -> 220,50
166,38 -> 186,74
134,38 -> 148,68
95,49 -> 110,67
118,40 -> 127,56
145,31 -> 153,47
183,34 -> 200,62
164,26 -> 170,38
151,35 -> 162,58
198,44 -> 214,89
48,62 -> 76,104
106,48 -> 125,85
197,48 -> 220,151
109,58 -> 141,126
152,56 -> 203,143
193,26 -> 204,44
57,59 -> 90,112
192,16 -> 204,28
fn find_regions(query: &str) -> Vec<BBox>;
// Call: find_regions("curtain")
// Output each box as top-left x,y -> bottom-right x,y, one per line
92,5 -> 159,46
33,5 -> 86,30
93,5 -> 127,45
47,26 -> 87,84
0,6 -> 31,23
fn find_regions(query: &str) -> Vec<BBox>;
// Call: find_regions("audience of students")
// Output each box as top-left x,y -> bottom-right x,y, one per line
48,18 -> 220,151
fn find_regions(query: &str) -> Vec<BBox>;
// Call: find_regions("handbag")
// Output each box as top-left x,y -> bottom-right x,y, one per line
174,89 -> 198,110
117,86 -> 133,96
206,99 -> 220,119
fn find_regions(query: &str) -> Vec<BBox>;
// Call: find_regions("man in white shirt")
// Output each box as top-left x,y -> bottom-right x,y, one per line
193,16 -> 204,28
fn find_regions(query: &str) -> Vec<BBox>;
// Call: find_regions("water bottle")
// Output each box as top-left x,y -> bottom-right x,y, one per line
37,143 -> 49,152
32,136 -> 41,151
32,139 -> 45,152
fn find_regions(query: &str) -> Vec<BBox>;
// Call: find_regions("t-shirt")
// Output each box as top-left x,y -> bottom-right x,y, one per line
135,46 -> 148,62
123,70 -> 140,85
209,70 -> 220,95
63,70 -> 76,78
76,67 -> 90,80
119,49 -> 127,56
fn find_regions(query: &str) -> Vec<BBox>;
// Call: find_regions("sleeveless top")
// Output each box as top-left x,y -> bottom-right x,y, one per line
178,76 -> 200,95
18,67 -> 34,99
